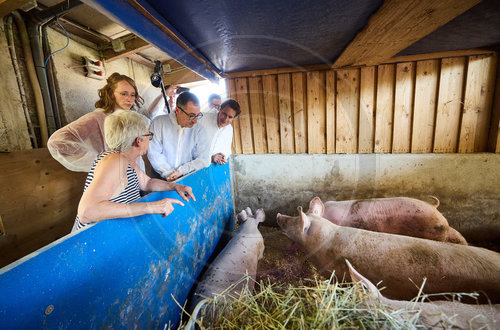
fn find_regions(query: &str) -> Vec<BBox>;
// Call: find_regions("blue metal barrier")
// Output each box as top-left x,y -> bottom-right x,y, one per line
0,163 -> 233,328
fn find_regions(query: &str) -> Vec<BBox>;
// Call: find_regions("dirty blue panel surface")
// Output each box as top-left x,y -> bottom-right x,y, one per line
0,163 -> 233,329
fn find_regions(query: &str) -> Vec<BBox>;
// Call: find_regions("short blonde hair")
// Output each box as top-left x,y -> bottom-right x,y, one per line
104,110 -> 149,151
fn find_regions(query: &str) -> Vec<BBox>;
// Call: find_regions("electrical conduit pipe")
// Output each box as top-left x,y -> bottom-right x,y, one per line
11,10 -> 49,147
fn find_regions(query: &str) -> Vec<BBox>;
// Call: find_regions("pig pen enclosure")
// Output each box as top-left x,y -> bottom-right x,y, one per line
1,0 -> 500,328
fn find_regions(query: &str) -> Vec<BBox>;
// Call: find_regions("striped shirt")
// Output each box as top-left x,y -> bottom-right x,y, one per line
72,150 -> 141,232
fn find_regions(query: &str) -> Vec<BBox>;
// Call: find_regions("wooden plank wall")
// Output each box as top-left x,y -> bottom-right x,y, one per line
0,148 -> 86,267
227,54 -> 499,154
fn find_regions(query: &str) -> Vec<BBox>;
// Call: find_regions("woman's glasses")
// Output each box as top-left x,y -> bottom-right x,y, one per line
142,132 -> 154,141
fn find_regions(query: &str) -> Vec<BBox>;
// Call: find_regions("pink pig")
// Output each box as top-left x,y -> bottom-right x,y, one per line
307,196 -> 467,245
346,259 -> 499,329
276,207 -> 500,303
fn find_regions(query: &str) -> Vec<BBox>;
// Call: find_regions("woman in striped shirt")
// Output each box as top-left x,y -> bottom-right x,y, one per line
73,110 -> 195,232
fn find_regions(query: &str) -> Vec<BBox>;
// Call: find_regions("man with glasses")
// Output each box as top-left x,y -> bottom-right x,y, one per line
206,93 -> 222,113
148,92 -> 210,181
199,99 -> 240,165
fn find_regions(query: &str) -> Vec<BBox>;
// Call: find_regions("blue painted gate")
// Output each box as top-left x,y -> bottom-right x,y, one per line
0,163 -> 233,328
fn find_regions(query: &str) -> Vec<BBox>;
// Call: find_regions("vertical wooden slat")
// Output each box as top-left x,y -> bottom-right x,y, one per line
248,77 -> 268,154
375,64 -> 395,153
307,71 -> 326,153
336,69 -> 359,153
359,67 -> 375,153
434,57 -> 466,152
412,59 -> 439,153
392,62 -> 415,153
459,54 -> 497,153
262,75 -> 280,153
488,55 -> 500,152
226,79 -> 242,154
235,78 -> 254,154
278,74 -> 294,153
325,70 -> 336,154
292,72 -> 307,153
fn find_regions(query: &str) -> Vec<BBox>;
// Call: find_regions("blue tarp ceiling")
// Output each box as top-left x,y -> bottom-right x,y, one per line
83,0 -> 500,81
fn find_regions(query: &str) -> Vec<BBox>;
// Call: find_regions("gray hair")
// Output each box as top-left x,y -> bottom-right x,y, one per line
104,110 -> 149,151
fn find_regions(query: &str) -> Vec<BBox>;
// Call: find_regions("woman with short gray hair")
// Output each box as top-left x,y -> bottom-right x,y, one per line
72,110 -> 195,232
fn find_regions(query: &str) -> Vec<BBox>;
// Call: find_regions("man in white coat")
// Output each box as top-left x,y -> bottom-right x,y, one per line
148,92 -> 210,181
199,99 -> 240,165
206,93 -> 222,113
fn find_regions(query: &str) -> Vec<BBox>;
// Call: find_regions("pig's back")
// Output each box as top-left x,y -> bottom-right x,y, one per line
324,197 -> 462,243
333,226 -> 500,301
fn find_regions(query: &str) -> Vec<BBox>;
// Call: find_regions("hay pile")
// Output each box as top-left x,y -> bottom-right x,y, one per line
178,274 -> 428,329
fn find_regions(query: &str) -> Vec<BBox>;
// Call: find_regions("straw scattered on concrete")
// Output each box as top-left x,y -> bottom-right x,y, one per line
177,273 -> 429,329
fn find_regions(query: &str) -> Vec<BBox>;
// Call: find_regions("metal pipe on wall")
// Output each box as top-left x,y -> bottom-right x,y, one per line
11,11 -> 49,147
26,0 -> 83,133
5,15 -> 38,148
25,19 -> 57,134
42,27 -> 62,129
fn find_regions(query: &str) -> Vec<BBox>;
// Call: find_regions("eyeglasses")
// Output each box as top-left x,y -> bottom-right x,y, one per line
142,132 -> 154,141
211,103 -> 221,109
178,106 -> 203,120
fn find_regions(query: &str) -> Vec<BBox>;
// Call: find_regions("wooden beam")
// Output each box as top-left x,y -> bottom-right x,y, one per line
434,57 -> 466,152
374,64 -> 395,153
127,53 -> 154,69
226,79 -> 242,154
382,48 -> 496,65
248,77 -> 268,154
459,55 -> 497,152
411,60 -> 439,153
488,55 -> 500,152
292,73 -> 307,153
0,0 -> 33,18
359,67 -> 376,153
222,64 -> 332,79
162,59 -> 206,85
102,36 -> 151,62
333,0 -> 482,68
223,49 -> 495,80
336,69 -> 359,153
392,62 -> 415,153
278,74 -> 294,154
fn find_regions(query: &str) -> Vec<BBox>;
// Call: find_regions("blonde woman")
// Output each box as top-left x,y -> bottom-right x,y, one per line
72,110 -> 195,232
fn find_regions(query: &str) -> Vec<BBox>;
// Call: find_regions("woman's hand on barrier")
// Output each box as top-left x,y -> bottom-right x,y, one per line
150,198 -> 184,217
174,184 -> 196,202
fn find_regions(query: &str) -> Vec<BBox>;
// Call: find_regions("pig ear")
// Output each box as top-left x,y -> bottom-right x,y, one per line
345,259 -> 383,300
308,197 -> 324,216
255,208 -> 266,223
298,206 -> 311,233
237,209 -> 248,224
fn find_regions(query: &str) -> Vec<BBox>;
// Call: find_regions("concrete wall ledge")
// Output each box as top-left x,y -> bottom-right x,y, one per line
231,153 -> 500,245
